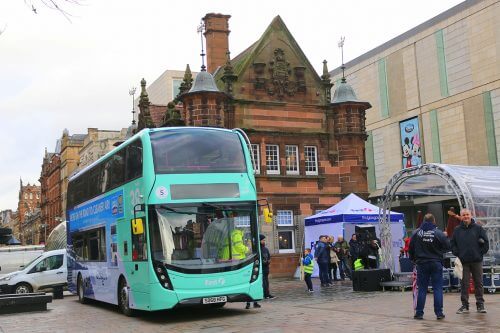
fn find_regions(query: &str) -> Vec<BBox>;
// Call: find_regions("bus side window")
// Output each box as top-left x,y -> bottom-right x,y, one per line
105,150 -> 125,191
126,140 -> 143,181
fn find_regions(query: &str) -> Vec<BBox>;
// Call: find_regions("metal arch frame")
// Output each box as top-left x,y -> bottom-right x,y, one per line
378,164 -> 474,272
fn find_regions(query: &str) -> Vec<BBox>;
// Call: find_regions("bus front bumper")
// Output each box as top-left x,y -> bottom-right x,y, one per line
174,293 -> 253,308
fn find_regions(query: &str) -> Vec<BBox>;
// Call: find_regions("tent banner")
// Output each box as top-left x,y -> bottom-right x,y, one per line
305,213 -> 404,226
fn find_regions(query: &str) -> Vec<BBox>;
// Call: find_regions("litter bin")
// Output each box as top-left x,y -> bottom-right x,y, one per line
53,285 -> 64,299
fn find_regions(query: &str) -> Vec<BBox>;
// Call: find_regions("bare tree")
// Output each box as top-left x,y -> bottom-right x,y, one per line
25,0 -> 84,22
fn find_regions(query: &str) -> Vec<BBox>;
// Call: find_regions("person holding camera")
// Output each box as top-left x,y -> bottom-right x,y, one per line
451,209 -> 489,314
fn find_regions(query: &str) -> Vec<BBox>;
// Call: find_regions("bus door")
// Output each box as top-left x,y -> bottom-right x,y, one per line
123,216 -> 149,294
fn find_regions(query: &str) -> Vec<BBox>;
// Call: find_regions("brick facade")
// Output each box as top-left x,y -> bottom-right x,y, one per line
17,180 -> 41,244
59,131 -> 85,220
40,150 -> 62,243
139,14 -> 370,276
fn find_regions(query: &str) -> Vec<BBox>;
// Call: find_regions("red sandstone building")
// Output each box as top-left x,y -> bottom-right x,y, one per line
137,13 -> 371,276
17,179 -> 41,244
39,148 -> 62,243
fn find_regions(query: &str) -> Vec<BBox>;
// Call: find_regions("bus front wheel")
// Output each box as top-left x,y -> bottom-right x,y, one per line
118,278 -> 135,316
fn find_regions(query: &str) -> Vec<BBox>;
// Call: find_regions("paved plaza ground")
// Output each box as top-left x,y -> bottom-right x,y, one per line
0,278 -> 498,333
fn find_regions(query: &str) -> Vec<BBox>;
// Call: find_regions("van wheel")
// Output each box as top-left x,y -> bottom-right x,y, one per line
15,283 -> 33,294
77,275 -> 88,304
118,278 -> 134,316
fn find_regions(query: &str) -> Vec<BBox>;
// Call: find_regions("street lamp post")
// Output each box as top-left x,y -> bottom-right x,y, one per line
129,87 -> 137,125
43,224 -> 47,244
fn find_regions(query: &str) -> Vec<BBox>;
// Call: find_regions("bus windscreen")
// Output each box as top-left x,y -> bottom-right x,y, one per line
150,129 -> 247,174
149,202 -> 258,273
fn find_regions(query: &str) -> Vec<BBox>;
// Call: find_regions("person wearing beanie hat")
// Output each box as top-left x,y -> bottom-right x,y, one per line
246,234 -> 275,309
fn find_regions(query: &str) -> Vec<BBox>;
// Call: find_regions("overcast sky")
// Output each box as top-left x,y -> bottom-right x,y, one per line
0,0 -> 464,211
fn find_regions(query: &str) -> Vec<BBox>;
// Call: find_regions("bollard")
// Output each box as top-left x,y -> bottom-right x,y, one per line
53,285 -> 64,299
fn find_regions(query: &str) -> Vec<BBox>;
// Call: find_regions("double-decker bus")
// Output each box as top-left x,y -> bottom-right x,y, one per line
66,127 -> 263,315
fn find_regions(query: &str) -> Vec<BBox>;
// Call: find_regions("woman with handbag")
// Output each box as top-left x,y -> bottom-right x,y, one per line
328,236 -> 340,282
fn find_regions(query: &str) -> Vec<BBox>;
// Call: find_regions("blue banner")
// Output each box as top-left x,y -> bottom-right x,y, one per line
305,213 -> 404,226
68,190 -> 124,231
400,117 -> 422,168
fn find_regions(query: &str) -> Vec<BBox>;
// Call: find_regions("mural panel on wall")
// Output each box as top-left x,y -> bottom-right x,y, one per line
400,117 -> 422,168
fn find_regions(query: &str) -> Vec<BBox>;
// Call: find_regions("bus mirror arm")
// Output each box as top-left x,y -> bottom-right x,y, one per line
256,198 -> 271,207
257,198 -> 273,224
133,204 -> 145,221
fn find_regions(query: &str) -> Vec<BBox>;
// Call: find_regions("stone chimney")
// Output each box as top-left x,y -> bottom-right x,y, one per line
203,13 -> 231,73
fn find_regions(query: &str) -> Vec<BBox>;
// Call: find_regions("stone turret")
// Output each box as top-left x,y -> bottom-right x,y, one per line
178,67 -> 228,128
330,76 -> 371,196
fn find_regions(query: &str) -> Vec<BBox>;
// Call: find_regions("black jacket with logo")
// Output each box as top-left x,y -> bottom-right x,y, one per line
409,222 -> 450,264
451,220 -> 489,264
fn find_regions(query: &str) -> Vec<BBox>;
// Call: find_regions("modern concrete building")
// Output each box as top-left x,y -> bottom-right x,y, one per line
133,69 -> 198,119
330,0 -> 500,229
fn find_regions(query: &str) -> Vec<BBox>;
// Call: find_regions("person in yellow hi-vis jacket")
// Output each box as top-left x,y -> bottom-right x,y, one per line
218,228 -> 250,261
302,248 -> 314,292
231,229 -> 249,260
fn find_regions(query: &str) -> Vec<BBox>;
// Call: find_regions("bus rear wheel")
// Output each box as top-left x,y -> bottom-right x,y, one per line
118,279 -> 135,316
77,275 -> 88,304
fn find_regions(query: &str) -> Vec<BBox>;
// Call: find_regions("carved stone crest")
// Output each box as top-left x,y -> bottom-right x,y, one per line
267,48 -> 296,99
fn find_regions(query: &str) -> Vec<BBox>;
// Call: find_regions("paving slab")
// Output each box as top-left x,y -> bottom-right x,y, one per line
0,279 -> 497,333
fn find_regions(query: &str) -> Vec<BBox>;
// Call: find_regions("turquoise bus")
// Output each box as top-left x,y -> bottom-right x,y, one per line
66,127 -> 263,315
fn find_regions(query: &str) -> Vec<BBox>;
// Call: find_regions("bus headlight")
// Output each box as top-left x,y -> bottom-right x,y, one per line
249,258 -> 260,283
154,261 -> 173,290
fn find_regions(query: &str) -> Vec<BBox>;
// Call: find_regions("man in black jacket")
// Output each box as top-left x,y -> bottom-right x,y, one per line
451,209 -> 489,314
409,213 -> 450,320
246,234 -> 274,309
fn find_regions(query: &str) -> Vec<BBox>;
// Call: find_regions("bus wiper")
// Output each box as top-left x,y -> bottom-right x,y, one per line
157,205 -> 218,216
157,205 -> 196,215
201,203 -> 252,213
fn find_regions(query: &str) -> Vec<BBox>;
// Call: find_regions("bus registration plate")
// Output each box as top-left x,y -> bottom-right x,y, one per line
202,296 -> 227,304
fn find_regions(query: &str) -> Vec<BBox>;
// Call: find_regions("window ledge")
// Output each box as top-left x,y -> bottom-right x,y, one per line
256,174 -> 325,181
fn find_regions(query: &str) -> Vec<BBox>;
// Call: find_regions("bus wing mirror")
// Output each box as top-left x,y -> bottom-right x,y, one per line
132,218 -> 145,235
263,208 -> 273,224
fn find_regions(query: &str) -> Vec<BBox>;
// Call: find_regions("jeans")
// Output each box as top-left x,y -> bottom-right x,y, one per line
318,262 -> 330,285
262,269 -> 270,298
304,273 -> 313,290
416,261 -> 444,316
460,261 -> 484,307
329,262 -> 338,280
338,257 -> 352,279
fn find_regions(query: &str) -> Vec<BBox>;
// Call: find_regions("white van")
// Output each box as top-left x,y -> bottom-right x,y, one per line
0,245 -> 45,275
0,249 -> 67,294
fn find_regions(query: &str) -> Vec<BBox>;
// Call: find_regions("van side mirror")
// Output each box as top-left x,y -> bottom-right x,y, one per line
132,218 -> 144,235
39,266 -> 47,272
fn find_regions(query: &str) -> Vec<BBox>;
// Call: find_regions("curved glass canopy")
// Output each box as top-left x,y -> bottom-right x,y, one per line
379,164 -> 500,271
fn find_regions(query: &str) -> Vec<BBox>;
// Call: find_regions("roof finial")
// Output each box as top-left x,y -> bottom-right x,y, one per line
197,20 -> 206,72
338,36 -> 346,83
321,60 -> 330,80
